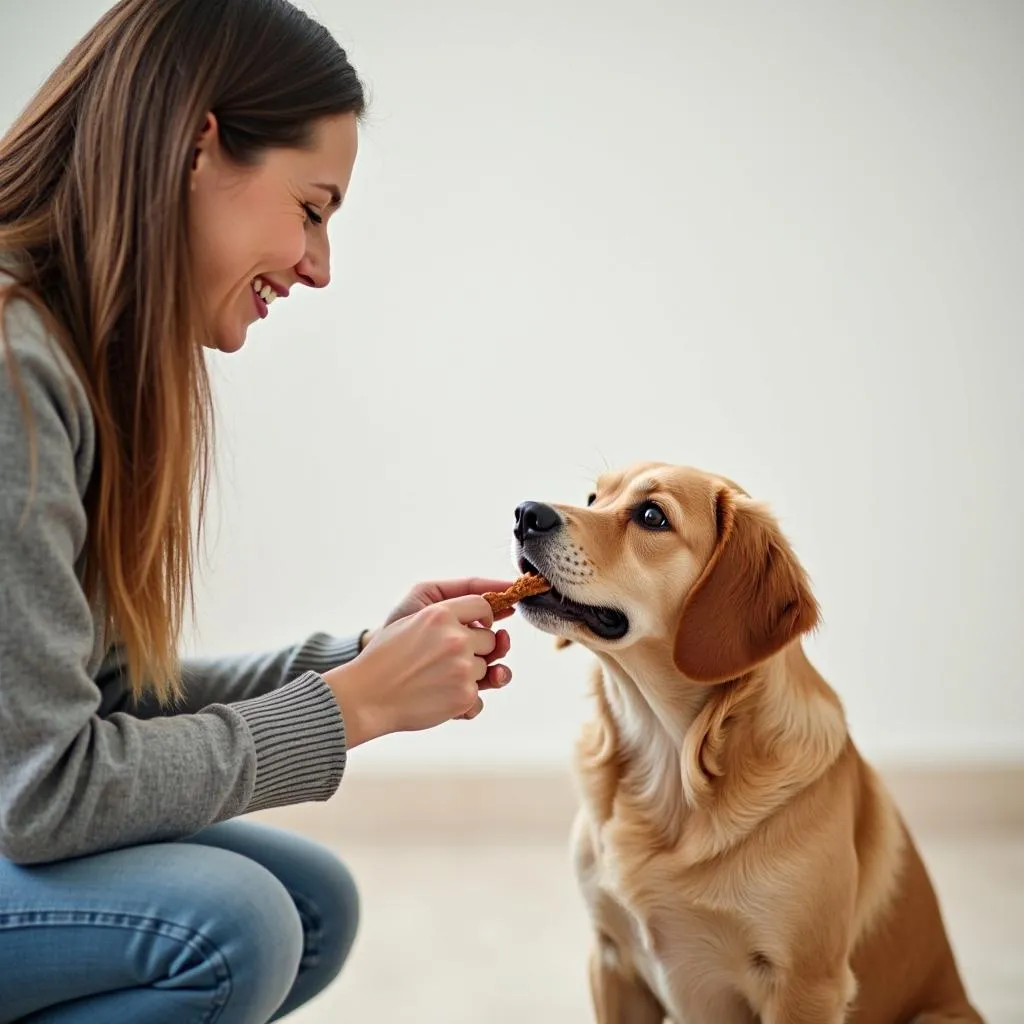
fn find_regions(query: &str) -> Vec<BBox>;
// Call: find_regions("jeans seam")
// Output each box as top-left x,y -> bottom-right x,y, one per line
0,910 -> 233,1023
287,890 -> 323,971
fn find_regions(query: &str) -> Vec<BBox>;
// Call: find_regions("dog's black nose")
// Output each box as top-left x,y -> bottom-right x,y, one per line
514,501 -> 562,542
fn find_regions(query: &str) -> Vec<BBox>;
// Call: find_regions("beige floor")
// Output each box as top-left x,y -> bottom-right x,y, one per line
275,828 -> 1024,1024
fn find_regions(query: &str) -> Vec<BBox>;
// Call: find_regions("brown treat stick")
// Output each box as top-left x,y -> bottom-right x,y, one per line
483,573 -> 551,613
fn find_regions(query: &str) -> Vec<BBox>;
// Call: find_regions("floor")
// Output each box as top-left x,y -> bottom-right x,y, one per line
275,827 -> 1024,1024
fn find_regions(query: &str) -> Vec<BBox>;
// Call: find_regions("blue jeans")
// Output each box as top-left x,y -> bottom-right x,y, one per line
0,820 -> 359,1023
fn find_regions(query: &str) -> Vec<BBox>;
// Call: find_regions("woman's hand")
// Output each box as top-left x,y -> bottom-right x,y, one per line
360,577 -> 515,695
380,577 -> 518,630
323,584 -> 515,748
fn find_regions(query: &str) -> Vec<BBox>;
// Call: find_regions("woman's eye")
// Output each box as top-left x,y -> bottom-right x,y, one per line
633,501 -> 669,531
303,203 -> 323,226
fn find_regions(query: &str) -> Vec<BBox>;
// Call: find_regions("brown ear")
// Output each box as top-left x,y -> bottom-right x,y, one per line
673,488 -> 820,683
554,636 -> 573,650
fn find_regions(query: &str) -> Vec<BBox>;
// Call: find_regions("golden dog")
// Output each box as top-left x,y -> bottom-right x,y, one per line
511,462 -> 982,1024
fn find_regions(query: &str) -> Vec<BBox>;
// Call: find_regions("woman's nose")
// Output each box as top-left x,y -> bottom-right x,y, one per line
295,239 -> 331,289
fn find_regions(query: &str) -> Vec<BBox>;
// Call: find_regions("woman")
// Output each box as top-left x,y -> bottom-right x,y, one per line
0,0 -> 515,1020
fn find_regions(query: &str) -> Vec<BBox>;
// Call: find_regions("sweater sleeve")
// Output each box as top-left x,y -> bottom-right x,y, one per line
119,631 -> 367,719
0,302 -> 347,865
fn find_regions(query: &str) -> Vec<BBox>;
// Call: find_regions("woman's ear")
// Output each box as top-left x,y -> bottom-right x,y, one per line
191,111 -> 219,177
673,488 -> 820,683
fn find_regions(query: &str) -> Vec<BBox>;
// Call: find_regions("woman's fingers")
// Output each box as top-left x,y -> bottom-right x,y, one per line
467,624 -> 512,660
487,628 -> 510,663
468,628 -> 511,688
458,695 -> 485,720
479,663 -> 512,689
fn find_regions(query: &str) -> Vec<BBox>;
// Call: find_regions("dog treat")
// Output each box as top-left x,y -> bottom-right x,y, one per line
483,573 -> 551,613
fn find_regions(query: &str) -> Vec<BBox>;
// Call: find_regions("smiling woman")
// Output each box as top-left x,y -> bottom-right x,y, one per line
0,1 -> 516,1021
191,111 -> 358,352
0,0 -> 366,703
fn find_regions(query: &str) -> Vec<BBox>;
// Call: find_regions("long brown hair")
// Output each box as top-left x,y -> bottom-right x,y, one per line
0,0 -> 365,702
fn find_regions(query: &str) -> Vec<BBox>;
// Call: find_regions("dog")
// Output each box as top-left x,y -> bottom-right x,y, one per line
511,461 -> 983,1024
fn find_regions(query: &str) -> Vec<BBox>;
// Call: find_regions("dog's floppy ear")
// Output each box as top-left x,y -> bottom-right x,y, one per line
674,488 -> 820,683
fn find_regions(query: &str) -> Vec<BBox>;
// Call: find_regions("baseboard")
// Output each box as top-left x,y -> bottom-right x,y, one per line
247,764 -> 1024,844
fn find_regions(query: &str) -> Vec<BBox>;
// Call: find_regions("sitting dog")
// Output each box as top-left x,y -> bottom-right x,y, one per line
511,461 -> 983,1024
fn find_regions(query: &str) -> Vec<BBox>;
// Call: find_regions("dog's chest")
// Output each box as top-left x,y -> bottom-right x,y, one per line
573,668 -> 764,1017
576,808 -> 758,1020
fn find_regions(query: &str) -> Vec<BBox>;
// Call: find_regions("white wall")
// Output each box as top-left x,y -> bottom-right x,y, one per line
3,0 -> 1022,773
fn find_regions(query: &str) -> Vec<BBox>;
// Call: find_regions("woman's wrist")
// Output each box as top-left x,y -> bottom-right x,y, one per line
323,660 -> 384,749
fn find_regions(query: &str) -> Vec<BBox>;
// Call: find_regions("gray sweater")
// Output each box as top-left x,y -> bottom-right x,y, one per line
0,277 -> 359,865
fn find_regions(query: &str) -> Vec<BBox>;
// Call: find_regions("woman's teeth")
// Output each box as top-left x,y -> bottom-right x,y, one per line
251,278 -> 278,305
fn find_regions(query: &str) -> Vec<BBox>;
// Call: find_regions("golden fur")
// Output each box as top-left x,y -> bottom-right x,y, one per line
515,462 -> 982,1024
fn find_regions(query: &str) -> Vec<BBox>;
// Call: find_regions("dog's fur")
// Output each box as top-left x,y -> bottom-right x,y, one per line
513,462 -> 982,1024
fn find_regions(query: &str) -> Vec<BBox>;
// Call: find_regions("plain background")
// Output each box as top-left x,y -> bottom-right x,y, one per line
2,0 -> 1022,774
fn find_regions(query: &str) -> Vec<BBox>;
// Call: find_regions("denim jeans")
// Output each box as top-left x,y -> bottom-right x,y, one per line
0,820 -> 359,1023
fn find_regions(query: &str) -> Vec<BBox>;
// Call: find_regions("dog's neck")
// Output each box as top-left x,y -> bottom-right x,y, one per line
589,648 -> 708,848
589,642 -> 849,856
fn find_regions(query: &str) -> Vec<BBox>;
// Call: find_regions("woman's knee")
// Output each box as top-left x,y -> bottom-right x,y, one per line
180,821 -> 361,1017
316,850 -> 360,970
267,841 -> 361,1020
194,821 -> 361,976
0,840 -> 305,1024
288,841 -> 360,977
164,843 -> 305,1020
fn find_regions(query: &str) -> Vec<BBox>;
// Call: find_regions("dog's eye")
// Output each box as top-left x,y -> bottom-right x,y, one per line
587,493 -> 597,507
634,501 -> 670,531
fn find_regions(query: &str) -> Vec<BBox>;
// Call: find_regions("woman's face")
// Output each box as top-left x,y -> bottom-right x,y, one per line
189,111 -> 358,353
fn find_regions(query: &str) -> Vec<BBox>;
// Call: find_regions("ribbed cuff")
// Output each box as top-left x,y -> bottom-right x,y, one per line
235,671 -> 346,812
291,631 -> 366,675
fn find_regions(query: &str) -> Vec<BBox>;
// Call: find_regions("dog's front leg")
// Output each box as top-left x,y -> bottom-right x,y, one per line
588,938 -> 665,1024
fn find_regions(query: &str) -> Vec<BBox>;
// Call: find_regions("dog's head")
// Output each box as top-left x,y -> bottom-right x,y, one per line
512,462 -> 820,683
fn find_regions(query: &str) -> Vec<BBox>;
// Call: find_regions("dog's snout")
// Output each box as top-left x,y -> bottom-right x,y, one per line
514,501 -> 562,542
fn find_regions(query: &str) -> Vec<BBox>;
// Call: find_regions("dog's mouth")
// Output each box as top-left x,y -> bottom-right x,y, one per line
518,557 -> 629,641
